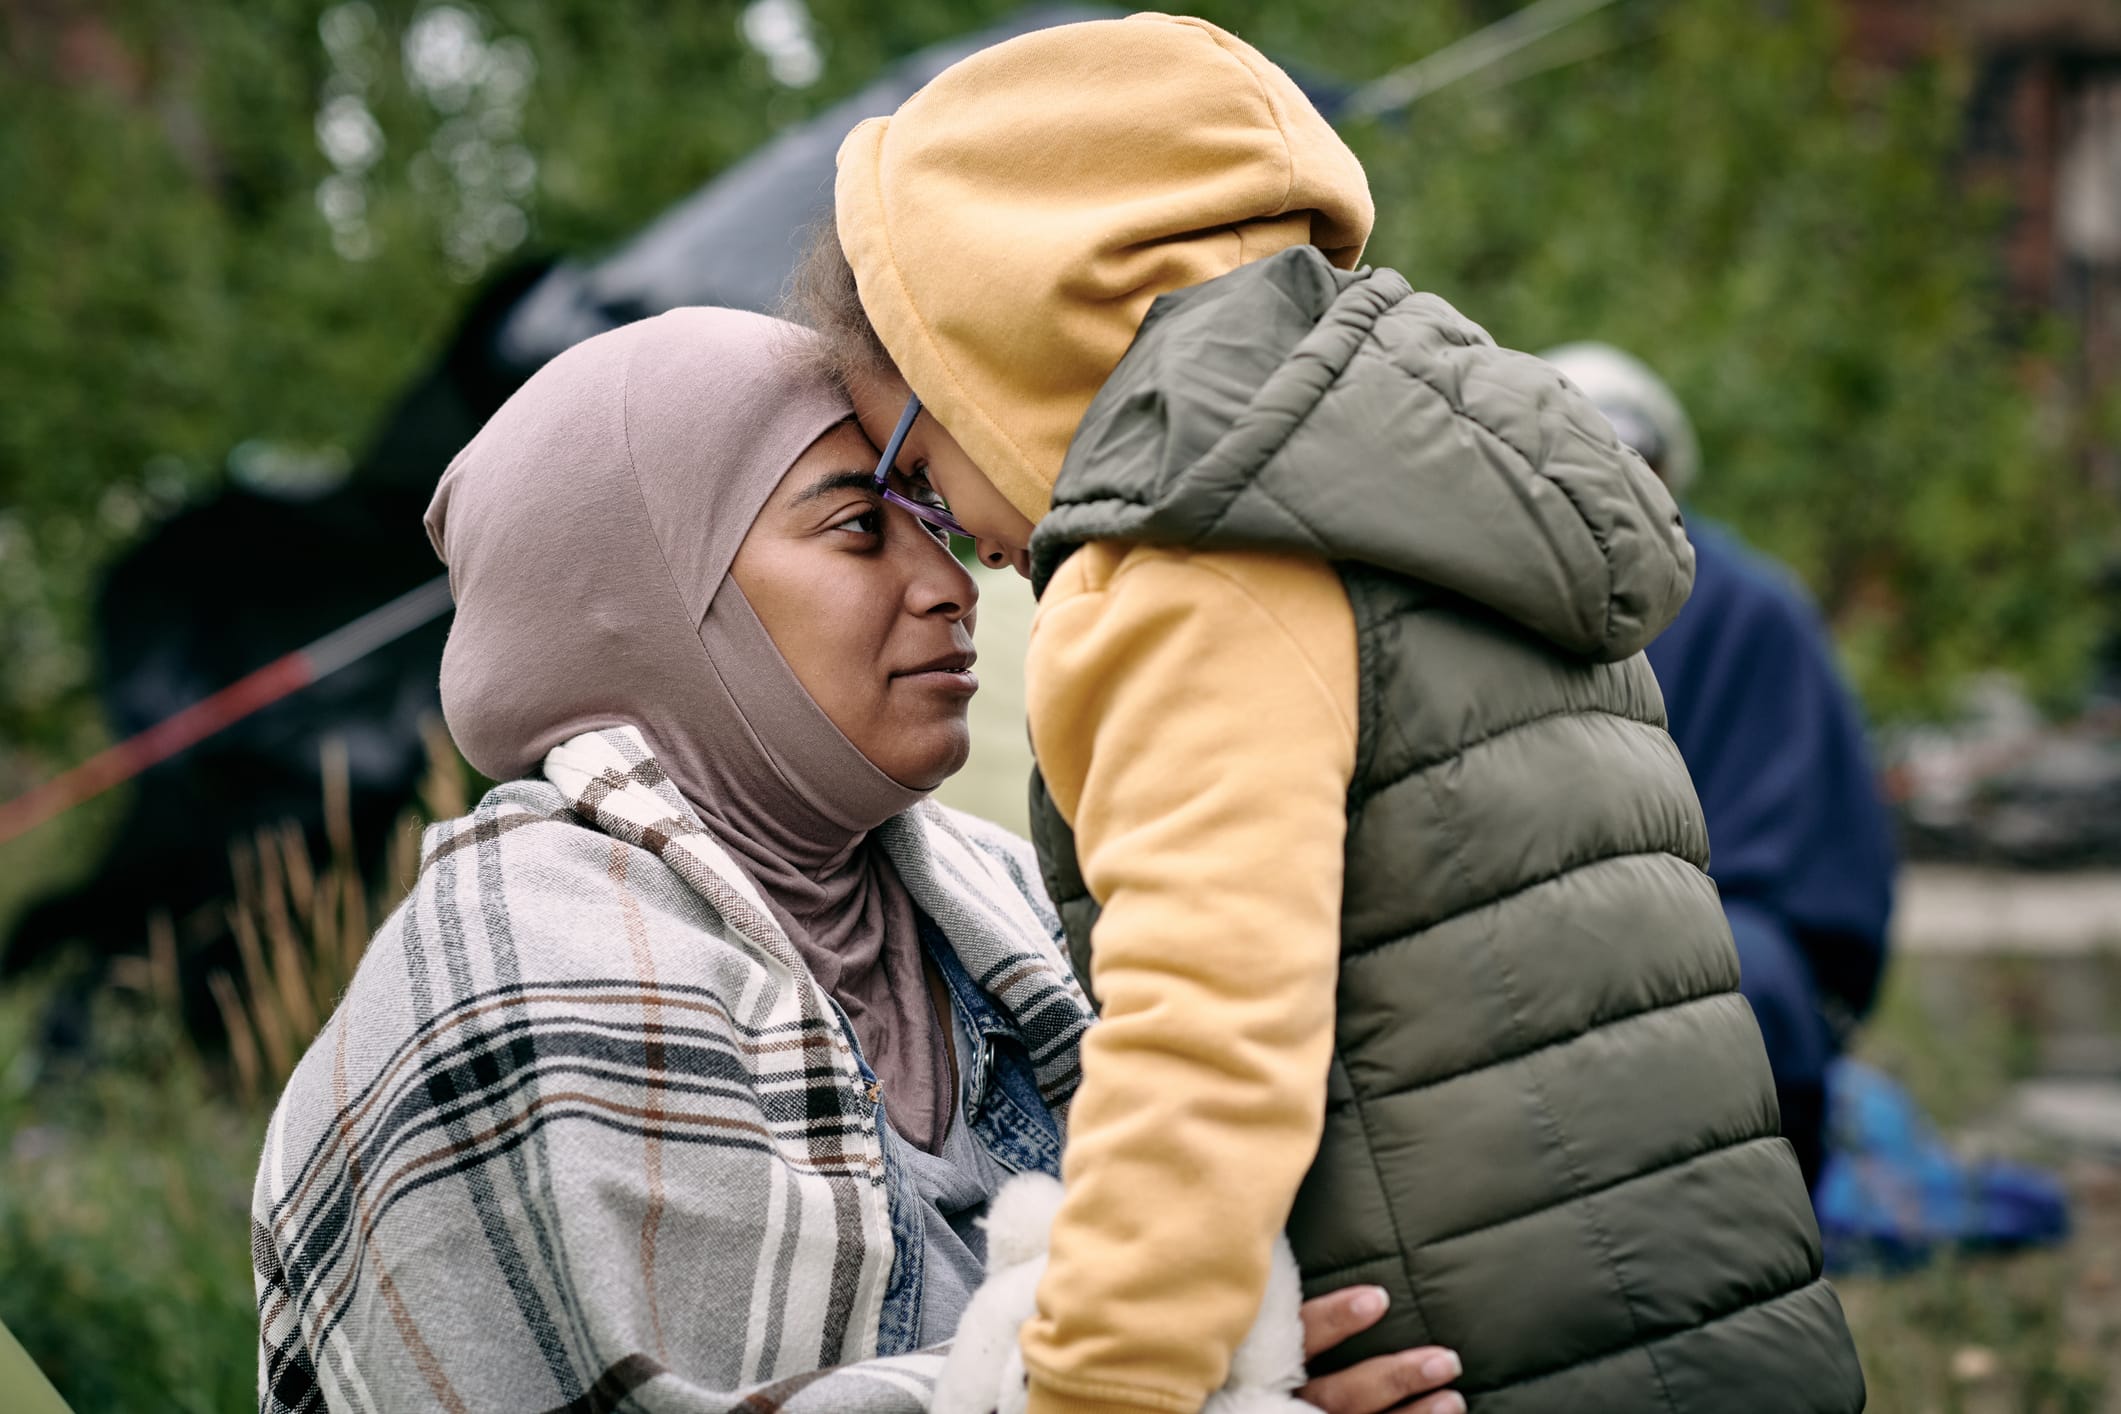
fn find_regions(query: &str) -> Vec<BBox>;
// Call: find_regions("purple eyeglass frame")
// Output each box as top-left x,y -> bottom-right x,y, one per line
871,393 -> 972,542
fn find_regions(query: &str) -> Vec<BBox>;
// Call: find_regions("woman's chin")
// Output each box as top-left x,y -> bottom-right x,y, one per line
878,723 -> 973,794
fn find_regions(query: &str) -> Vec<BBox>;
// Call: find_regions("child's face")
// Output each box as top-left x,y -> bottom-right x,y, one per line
850,368 -> 1037,579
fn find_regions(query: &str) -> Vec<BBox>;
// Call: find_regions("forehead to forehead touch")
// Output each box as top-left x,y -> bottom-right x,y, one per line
424,307 -> 854,784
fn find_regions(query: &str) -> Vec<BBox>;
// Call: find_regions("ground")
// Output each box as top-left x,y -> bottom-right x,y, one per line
1840,947 -> 2121,1412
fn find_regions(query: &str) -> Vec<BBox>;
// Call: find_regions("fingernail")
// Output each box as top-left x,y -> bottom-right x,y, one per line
1352,1286 -> 1390,1319
1434,1395 -> 1466,1414
1422,1352 -> 1463,1383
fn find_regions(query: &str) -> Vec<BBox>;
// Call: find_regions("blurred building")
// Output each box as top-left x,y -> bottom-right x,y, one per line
1848,0 -> 2121,484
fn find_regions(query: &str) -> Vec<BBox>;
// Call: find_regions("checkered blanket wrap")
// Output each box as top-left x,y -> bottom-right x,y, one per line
253,727 -> 1091,1413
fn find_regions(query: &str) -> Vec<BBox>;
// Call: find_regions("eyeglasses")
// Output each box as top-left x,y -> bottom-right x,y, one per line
871,393 -> 972,542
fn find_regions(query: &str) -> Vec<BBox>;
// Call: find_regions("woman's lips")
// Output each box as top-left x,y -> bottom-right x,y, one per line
895,665 -> 980,695
893,650 -> 978,695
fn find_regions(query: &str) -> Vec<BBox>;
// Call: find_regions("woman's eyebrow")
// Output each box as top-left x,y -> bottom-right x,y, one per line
790,469 -> 877,506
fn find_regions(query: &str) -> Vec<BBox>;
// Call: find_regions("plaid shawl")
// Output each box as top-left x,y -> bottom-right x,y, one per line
253,727 -> 1091,1413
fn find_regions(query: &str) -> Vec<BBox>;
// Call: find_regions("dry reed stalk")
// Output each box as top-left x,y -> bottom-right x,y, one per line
254,827 -> 319,1045
282,822 -> 342,1022
148,909 -> 179,1012
279,820 -> 316,918
419,715 -> 468,823
210,971 -> 263,1104
109,910 -> 180,1009
226,883 -> 294,1083
135,722 -> 470,1104
387,819 -> 421,907
323,738 -> 371,955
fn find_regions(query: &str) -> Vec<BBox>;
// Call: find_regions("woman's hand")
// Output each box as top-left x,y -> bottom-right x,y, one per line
1296,1286 -> 1464,1414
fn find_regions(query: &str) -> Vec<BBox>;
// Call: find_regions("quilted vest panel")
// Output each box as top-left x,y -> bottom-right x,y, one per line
1025,248 -> 1864,1411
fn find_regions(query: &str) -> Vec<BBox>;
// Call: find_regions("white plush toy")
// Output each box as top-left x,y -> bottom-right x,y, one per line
933,1174 -> 1313,1414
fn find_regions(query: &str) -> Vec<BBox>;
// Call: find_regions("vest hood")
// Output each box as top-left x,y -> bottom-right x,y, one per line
834,13 -> 1372,524
1034,248 -> 1695,662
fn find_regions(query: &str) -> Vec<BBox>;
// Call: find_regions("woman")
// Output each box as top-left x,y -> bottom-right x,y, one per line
250,307 -> 1461,1414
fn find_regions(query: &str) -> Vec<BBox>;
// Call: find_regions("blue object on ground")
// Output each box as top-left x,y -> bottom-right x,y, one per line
1815,1058 -> 2072,1272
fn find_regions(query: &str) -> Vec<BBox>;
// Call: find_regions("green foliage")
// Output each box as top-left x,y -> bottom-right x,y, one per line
0,0 -> 1008,767
1268,0 -> 2106,718
1,0 -> 2103,778
0,982 -> 264,1412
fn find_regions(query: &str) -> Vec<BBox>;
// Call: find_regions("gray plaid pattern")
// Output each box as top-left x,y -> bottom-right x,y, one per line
254,727 -> 1090,1413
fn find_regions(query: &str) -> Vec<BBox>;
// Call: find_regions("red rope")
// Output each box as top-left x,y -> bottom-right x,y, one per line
0,575 -> 454,848
0,653 -> 316,847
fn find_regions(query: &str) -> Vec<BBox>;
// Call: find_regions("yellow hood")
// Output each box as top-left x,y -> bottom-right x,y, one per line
835,13 -> 1372,523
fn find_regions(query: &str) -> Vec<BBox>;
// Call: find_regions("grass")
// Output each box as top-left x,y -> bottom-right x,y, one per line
0,983 -> 263,1413
1837,950 -> 2121,1413
0,727 -> 469,1412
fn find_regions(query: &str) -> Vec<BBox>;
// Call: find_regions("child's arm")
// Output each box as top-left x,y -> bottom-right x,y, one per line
1021,543 -> 1358,1414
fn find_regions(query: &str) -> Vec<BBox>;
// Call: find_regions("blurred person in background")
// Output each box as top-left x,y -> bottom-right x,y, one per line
1542,342 -> 1898,1195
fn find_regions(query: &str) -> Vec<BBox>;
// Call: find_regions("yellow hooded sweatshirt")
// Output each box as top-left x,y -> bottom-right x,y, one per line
838,17 -> 1374,1414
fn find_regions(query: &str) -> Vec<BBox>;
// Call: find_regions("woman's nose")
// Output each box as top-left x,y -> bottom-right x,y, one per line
894,521 -> 979,621
921,550 -> 979,622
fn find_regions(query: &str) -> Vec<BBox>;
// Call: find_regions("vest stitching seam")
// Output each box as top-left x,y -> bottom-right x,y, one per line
1385,1274 -> 1840,1401
1333,1031 -> 1441,1354
1415,767 -> 1683,1413
1345,578 -> 1391,789
1345,576 -> 1425,793
1388,357 -> 1622,654
1359,703 -> 1669,803
1347,846 -> 1716,959
1325,990 -> 1754,1114
1319,586 -> 1439,1353
1322,713 -> 1439,1346
1304,1131 -> 1789,1270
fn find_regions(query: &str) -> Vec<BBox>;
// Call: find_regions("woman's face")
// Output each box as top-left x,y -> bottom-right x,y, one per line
849,369 -> 1037,578
731,420 -> 981,792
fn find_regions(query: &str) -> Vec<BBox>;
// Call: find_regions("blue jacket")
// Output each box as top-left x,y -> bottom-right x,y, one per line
1646,520 -> 1896,1024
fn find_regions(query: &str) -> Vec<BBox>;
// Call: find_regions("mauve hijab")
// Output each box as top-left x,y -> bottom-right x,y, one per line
424,307 -> 955,1151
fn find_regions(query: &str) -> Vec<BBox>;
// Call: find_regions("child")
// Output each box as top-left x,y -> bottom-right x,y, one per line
801,15 -> 1864,1413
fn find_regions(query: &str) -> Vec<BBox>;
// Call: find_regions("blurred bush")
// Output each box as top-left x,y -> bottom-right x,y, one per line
0,0 -> 960,766
0,724 -> 466,1409
0,975 -> 261,1413
1304,0 -> 2107,719
1,0 -> 2107,775
208,720 -> 465,1102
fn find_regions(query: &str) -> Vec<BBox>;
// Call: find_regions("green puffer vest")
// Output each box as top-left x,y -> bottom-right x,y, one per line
1025,247 -> 1864,1412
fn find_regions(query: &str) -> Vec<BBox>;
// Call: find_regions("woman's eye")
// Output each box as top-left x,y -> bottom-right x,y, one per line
833,508 -> 883,537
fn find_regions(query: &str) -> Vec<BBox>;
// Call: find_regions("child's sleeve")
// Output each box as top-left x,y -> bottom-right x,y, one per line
1019,543 -> 1359,1414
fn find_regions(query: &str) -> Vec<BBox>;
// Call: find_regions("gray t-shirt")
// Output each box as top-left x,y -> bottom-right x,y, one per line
878,1002 -> 1017,1347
